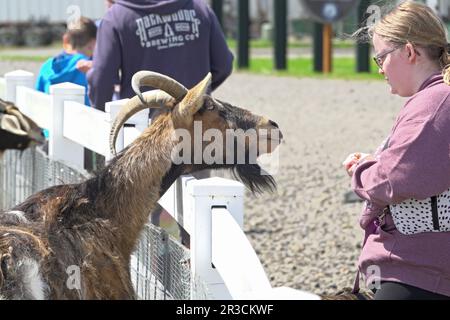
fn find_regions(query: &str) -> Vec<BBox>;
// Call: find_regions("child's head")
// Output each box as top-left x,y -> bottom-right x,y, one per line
65,17 -> 97,57
370,1 -> 450,84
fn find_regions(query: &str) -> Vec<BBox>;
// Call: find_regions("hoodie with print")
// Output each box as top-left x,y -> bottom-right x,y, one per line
87,0 -> 233,110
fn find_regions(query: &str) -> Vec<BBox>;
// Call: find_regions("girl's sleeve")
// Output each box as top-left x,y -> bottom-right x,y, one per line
352,118 -> 450,207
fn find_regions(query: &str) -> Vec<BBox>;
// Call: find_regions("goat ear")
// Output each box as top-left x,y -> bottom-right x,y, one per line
174,73 -> 211,119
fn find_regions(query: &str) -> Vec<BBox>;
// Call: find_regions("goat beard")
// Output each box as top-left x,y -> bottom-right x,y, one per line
231,163 -> 276,194
161,162 -> 276,196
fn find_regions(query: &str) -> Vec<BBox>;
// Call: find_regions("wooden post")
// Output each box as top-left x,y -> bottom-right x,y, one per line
357,0 -> 371,73
237,0 -> 249,69
274,0 -> 287,70
313,23 -> 323,72
323,24 -> 333,73
211,0 -> 223,28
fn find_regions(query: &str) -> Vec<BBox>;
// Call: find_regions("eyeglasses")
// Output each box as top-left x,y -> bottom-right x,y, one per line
373,45 -> 402,69
373,44 -> 422,70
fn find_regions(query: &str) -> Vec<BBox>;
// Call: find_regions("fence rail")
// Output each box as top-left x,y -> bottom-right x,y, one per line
0,70 -> 319,300
0,77 -> 5,100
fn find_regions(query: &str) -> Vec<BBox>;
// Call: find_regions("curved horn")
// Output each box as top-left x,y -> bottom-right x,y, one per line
175,73 -> 211,118
6,106 -> 30,133
132,71 -> 188,103
0,114 -> 27,136
109,90 -> 175,155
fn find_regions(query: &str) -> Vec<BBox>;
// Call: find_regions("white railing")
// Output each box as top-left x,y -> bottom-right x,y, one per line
0,70 -> 320,300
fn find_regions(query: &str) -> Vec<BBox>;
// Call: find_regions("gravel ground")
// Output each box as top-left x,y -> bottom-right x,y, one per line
214,73 -> 404,295
1,60 -> 404,296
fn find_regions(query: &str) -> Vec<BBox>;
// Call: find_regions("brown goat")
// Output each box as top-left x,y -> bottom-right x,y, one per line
0,99 -> 45,156
0,71 -> 282,299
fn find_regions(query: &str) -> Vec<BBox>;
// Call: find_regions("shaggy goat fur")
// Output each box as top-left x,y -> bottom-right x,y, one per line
0,73 -> 281,299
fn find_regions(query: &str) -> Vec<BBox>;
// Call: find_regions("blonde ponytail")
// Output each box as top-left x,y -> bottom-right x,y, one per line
441,49 -> 450,85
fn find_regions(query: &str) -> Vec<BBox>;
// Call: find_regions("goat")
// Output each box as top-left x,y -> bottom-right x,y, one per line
0,99 -> 45,156
0,71 -> 282,299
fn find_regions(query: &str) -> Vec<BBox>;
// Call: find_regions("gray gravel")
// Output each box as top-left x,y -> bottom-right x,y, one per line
214,73 -> 404,295
1,60 -> 404,296
0,61 -> 42,76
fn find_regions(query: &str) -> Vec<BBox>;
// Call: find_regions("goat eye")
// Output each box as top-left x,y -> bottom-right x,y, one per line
206,104 -> 215,110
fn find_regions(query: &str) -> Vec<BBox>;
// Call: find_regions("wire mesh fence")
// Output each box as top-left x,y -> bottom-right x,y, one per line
132,223 -> 191,300
0,146 -> 212,300
0,146 -> 88,209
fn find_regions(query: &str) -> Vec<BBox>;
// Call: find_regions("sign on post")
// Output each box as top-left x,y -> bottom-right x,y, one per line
302,0 -> 360,73
302,0 -> 360,23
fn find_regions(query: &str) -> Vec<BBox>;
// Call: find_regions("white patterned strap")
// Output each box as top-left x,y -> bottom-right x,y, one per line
389,188 -> 450,235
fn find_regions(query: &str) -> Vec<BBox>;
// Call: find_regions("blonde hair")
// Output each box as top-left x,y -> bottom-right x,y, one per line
370,1 -> 450,85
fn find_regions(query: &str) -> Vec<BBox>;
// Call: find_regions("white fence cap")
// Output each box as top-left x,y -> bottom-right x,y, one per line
5,70 -> 34,79
50,82 -> 85,95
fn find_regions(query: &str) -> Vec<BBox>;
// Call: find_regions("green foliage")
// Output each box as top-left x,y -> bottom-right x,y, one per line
226,39 -> 355,49
236,57 -> 382,80
0,54 -> 50,62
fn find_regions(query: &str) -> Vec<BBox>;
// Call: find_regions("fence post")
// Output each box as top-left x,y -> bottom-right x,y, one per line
105,99 -> 128,161
274,0 -> 287,70
237,0 -> 249,69
49,83 -> 85,170
4,70 -> 34,103
185,177 -> 245,299
105,99 -> 149,161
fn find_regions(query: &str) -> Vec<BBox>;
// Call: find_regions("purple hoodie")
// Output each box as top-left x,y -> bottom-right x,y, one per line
87,0 -> 233,110
352,73 -> 450,296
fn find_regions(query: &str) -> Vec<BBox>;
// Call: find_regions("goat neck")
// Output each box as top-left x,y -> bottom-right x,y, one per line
96,114 -> 177,255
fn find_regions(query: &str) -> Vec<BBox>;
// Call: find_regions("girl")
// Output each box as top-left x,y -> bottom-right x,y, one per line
344,1 -> 450,300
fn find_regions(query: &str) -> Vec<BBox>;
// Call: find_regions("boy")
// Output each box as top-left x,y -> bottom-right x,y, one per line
36,17 -> 96,106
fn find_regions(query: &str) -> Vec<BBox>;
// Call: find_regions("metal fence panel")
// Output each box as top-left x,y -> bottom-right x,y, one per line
0,147 -> 87,209
0,146 -> 210,300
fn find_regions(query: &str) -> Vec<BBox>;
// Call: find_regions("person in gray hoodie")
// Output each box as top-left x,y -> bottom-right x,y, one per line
87,0 -> 233,111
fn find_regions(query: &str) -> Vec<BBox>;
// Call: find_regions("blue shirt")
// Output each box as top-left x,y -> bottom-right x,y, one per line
36,51 -> 91,106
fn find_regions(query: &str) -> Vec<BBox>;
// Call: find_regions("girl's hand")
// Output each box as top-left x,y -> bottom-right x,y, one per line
342,152 -> 373,176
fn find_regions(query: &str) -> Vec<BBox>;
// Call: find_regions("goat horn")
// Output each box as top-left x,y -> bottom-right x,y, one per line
6,106 -> 30,133
109,90 -> 175,155
175,73 -> 211,118
132,71 -> 188,103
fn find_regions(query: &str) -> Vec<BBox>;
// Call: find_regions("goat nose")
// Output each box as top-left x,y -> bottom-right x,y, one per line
269,120 -> 279,128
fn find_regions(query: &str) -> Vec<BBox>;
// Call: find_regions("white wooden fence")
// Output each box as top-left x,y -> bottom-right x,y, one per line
0,69 -> 319,300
